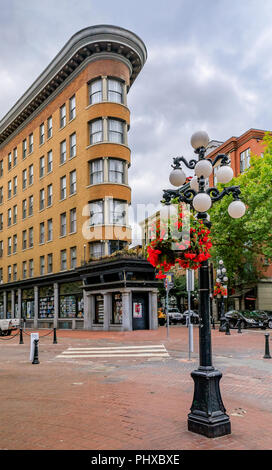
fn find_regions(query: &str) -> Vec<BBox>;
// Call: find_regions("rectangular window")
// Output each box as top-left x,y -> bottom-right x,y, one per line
47,253 -> 53,273
70,133 -> 76,158
60,249 -> 67,270
13,234 -> 17,253
7,208 -> 12,227
47,150 -> 53,173
28,196 -> 33,216
47,184 -> 53,206
13,176 -> 17,195
108,159 -> 125,183
22,139 -> 27,159
89,79 -> 102,104
8,265 -> 12,282
39,156 -> 45,177
22,261 -> 27,279
39,189 -> 45,210
8,153 -> 12,171
89,119 -> 103,144
13,205 -> 17,224
47,116 -> 53,139
13,147 -> 17,166
0,240 -> 3,257
22,230 -> 27,250
22,199 -> 27,219
29,164 -> 34,185
108,119 -> 124,143
109,199 -> 126,225
39,222 -> 45,244
69,170 -> 76,194
89,242 -> 104,259
0,160 -> 3,177
89,200 -> 104,225
40,256 -> 45,275
60,212 -> 66,237
89,159 -> 103,184
60,176 -> 66,200
47,218 -> 53,241
22,169 -> 27,189
60,104 -> 66,128
13,264 -> 17,281
240,148 -> 250,173
8,180 -> 12,199
69,95 -> 76,120
29,227 -> 33,248
70,208 -> 76,233
29,259 -> 34,277
108,78 -> 123,103
60,140 -> 66,164
0,187 -> 3,204
0,213 -> 3,230
8,237 -> 11,255
40,123 -> 45,145
70,246 -> 77,269
29,133 -> 33,153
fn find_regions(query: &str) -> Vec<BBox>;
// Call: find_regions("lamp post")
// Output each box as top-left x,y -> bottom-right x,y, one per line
162,130 -> 246,438
215,260 -> 229,332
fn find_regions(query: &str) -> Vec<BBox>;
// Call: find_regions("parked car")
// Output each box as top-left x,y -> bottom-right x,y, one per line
168,308 -> 183,325
0,318 -> 20,336
265,311 -> 272,329
225,310 -> 267,329
182,310 -> 199,325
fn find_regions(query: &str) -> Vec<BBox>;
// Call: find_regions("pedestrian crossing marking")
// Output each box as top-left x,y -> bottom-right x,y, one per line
56,344 -> 169,359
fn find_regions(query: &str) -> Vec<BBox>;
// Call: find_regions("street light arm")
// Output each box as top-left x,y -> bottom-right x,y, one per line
171,156 -> 198,170
207,185 -> 242,202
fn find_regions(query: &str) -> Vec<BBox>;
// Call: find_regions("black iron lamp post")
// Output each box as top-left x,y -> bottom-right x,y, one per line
162,130 -> 246,438
215,260 -> 229,332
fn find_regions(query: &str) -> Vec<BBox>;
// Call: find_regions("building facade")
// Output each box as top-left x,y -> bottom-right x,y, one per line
208,128 -> 272,311
0,25 -> 158,330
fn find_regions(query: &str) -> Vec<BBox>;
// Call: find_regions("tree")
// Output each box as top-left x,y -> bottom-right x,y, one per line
209,132 -> 272,289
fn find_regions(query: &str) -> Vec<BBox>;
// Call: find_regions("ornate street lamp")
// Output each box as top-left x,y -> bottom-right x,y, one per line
163,130 -> 246,438
215,260 -> 229,332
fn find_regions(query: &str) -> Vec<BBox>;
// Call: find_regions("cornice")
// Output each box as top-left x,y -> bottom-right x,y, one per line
0,25 -> 147,147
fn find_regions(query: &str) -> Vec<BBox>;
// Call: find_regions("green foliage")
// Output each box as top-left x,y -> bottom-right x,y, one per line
210,132 -> 272,287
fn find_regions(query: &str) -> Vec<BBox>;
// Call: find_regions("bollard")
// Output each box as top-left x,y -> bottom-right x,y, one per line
225,320 -> 231,335
237,319 -> 242,334
263,333 -> 271,359
53,327 -> 57,344
19,327 -> 24,344
32,339 -> 40,364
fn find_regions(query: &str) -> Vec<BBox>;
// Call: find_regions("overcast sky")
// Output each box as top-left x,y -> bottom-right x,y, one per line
0,0 -> 271,242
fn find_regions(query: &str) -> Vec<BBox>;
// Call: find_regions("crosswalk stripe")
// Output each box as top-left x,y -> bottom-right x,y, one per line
56,353 -> 169,358
67,345 -> 166,350
56,344 -> 169,359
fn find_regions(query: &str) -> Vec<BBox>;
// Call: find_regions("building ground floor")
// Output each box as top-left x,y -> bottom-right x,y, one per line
0,257 -> 159,331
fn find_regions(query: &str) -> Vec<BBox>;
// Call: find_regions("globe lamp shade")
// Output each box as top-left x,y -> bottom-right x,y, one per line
195,159 -> 213,178
190,176 -> 199,192
228,200 -> 246,218
192,193 -> 212,212
191,131 -> 210,150
169,168 -> 186,187
216,165 -> 234,184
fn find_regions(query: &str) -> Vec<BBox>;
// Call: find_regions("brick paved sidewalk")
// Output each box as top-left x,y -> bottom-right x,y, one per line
0,325 -> 272,450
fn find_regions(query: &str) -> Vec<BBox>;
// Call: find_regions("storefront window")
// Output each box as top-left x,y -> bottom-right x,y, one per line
59,282 -> 84,318
7,292 -> 11,319
0,293 -> 3,319
22,288 -> 34,319
39,286 -> 54,318
95,294 -> 104,324
112,292 -> 122,324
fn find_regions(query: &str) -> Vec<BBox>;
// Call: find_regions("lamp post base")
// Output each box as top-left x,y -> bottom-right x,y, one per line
187,367 -> 231,438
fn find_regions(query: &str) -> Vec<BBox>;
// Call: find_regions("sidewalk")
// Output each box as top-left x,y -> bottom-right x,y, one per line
0,325 -> 272,450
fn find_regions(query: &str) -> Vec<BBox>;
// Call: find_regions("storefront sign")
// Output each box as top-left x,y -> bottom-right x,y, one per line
133,302 -> 142,318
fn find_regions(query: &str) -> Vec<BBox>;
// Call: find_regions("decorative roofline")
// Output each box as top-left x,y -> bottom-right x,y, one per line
0,25 -> 147,146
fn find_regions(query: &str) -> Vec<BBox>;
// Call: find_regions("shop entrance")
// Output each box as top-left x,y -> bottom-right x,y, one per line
132,293 -> 149,330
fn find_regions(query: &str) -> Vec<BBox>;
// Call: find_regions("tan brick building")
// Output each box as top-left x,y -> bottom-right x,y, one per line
0,25 -> 158,330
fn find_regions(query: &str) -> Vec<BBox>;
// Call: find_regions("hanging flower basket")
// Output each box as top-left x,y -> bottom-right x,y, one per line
146,205 -> 212,279
213,283 -> 227,297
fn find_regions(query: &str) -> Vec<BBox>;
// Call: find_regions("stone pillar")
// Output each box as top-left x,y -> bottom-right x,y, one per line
123,83 -> 128,106
124,123 -> 128,146
34,286 -> 39,328
53,283 -> 58,328
102,116 -> 107,141
102,76 -> 107,101
3,291 -> 7,319
103,293 -> 112,331
83,290 -> 93,330
104,157 -> 109,182
122,290 -> 132,331
11,290 -> 15,319
17,288 -> 22,320
149,290 -> 158,330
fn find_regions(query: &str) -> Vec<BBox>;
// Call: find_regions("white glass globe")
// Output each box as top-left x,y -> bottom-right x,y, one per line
192,193 -> 212,212
169,168 -> 186,187
195,160 -> 213,178
219,260 -> 224,265
216,165 -> 234,184
191,131 -> 209,150
223,276 -> 228,282
216,269 -> 221,275
216,278 -> 221,283
228,200 -> 246,219
190,176 -> 199,192
222,267 -> 227,274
